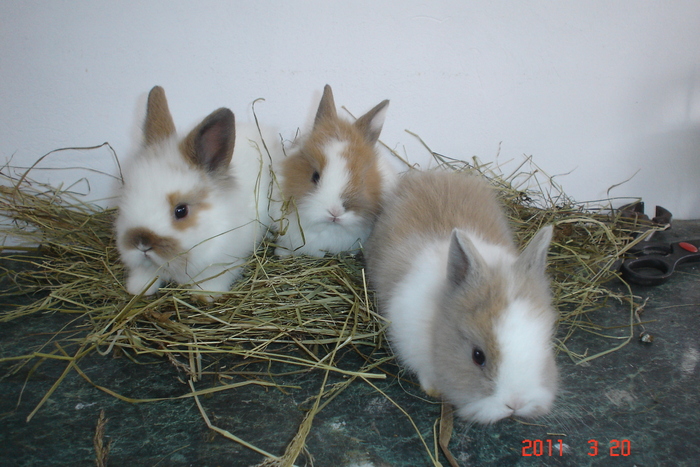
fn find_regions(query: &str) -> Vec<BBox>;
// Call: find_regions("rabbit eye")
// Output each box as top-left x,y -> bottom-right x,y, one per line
311,171 -> 320,184
472,348 -> 486,367
174,204 -> 189,220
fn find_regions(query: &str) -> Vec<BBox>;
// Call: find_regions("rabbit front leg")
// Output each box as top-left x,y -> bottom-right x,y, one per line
125,265 -> 165,296
187,263 -> 242,303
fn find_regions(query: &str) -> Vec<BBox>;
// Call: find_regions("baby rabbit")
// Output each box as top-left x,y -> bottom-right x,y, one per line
365,170 -> 559,424
115,86 -> 283,301
274,84 -> 396,257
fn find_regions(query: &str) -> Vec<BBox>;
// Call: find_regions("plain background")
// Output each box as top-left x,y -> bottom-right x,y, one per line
1,1 -> 699,218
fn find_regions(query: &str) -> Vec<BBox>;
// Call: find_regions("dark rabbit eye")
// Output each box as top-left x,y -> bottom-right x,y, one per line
174,204 -> 189,219
311,171 -> 320,184
472,347 -> 486,367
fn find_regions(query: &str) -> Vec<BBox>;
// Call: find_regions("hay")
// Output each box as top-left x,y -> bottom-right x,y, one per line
0,137 -> 658,464
0,161 -> 391,465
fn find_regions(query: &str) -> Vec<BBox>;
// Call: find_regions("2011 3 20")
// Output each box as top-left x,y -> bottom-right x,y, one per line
521,439 -> 631,457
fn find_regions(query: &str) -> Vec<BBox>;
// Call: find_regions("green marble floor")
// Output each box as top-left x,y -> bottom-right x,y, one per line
1,222 -> 699,466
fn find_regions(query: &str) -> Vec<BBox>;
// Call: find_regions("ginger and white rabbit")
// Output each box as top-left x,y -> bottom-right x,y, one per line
365,170 -> 559,424
115,86 -> 283,300
274,85 -> 396,257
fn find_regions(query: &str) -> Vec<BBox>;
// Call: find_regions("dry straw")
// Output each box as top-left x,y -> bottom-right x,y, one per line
0,136 -> 658,465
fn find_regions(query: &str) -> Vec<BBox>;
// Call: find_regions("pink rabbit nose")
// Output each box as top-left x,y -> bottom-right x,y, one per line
327,206 -> 345,223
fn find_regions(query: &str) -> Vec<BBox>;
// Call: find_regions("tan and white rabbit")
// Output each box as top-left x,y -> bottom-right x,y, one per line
365,170 -> 559,424
115,86 -> 283,301
274,85 -> 396,257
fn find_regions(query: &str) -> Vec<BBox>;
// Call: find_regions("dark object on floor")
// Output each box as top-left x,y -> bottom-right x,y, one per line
621,238 -> 700,285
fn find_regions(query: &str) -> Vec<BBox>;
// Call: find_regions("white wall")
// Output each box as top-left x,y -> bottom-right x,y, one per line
2,1 -> 700,218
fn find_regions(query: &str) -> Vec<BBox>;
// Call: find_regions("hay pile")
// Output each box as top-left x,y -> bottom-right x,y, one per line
0,140 -> 658,465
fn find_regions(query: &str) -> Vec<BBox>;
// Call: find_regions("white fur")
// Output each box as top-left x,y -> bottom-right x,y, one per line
311,140 -> 352,223
385,239 -> 445,392
116,123 -> 283,298
494,299 -> 557,413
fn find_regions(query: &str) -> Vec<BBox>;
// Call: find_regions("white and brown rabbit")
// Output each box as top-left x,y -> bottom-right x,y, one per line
115,86 -> 283,301
274,84 -> 396,257
365,170 -> 559,424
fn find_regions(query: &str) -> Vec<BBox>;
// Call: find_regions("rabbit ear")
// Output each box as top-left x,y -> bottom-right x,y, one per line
179,108 -> 236,174
144,86 -> 176,145
313,84 -> 338,126
516,225 -> 553,274
354,99 -> 389,145
447,229 -> 484,288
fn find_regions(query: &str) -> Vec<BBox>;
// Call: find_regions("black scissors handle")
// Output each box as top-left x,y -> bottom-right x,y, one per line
621,239 -> 700,286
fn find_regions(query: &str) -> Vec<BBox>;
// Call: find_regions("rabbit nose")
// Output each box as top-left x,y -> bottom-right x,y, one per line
137,244 -> 153,253
123,227 -> 180,259
327,206 -> 345,222
125,227 -> 156,251
506,398 -> 525,414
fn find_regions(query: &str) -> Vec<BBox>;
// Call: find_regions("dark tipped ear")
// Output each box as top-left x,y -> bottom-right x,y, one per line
179,108 -> 236,173
313,84 -> 338,127
143,86 -> 176,145
516,225 -> 553,274
354,99 -> 389,145
447,229 -> 484,288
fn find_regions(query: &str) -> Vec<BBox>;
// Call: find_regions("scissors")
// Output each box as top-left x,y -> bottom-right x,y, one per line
620,239 -> 700,286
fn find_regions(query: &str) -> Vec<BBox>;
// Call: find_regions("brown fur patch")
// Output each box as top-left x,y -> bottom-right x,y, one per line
381,171 -> 514,246
144,86 -> 176,146
122,226 -> 181,259
281,142 -> 327,204
459,274 -> 507,372
167,190 -> 212,231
